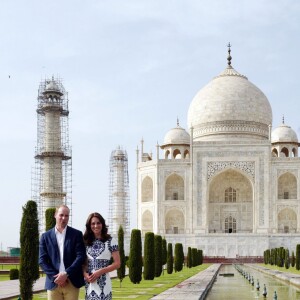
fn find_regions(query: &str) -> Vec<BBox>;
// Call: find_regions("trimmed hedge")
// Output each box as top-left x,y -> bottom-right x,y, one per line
128,229 -> 142,284
10,268 -> 19,280
143,232 -> 155,280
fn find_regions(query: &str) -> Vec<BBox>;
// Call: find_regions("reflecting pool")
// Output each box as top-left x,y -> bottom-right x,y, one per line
206,264 -> 300,300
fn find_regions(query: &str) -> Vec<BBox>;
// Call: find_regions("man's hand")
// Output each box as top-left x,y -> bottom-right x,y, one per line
54,272 -> 68,287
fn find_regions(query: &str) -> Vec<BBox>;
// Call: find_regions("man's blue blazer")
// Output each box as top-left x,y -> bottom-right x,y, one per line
39,226 -> 86,290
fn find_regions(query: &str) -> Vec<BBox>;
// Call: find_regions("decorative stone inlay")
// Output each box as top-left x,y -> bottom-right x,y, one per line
193,121 -> 269,139
277,169 -> 298,178
207,161 -> 255,180
197,151 -> 265,227
277,205 -> 297,213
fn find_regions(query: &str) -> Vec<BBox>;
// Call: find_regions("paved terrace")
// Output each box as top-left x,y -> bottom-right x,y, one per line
3,264 -> 300,300
248,264 -> 300,288
0,266 -> 221,300
151,264 -> 221,300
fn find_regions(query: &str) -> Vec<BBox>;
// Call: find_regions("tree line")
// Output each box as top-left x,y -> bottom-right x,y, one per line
263,246 -> 296,270
122,228 -> 203,285
16,201 -> 204,298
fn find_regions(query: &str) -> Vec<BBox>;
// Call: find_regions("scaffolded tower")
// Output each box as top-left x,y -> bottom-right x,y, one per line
32,77 -> 72,231
108,147 -> 130,235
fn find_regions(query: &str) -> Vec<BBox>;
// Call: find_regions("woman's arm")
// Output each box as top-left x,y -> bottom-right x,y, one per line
88,251 -> 121,282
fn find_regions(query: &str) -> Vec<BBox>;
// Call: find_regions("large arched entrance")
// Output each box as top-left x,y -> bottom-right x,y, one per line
208,169 -> 253,233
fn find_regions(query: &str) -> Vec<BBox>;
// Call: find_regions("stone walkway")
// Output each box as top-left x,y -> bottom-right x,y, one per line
151,264 -> 221,300
0,276 -> 45,300
3,264 -> 299,300
248,264 -> 300,288
0,271 -> 118,300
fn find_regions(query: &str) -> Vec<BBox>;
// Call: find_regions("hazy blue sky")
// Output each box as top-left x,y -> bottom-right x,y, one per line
1,0 -> 300,251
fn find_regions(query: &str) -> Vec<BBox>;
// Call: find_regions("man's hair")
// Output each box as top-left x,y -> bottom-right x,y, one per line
55,205 -> 70,214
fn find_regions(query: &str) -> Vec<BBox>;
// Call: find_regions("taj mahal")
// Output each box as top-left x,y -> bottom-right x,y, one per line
136,46 -> 300,258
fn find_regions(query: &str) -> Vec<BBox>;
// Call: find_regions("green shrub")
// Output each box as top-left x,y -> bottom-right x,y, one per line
45,208 -> 56,231
20,200 -> 39,300
154,235 -> 162,277
10,268 -> 19,280
143,232 -> 155,280
174,243 -> 184,272
161,238 -> 167,273
117,225 -> 126,286
128,229 -> 142,284
296,244 -> 300,270
291,251 -> 296,267
187,247 -> 192,268
285,248 -> 290,269
167,243 -> 173,274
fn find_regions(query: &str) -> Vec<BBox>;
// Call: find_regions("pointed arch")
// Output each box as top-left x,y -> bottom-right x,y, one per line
173,149 -> 181,159
280,147 -> 289,157
208,169 -> 253,233
278,172 -> 297,199
142,176 -> 153,202
278,208 -> 297,233
184,149 -> 190,159
272,148 -> 278,157
165,150 -> 170,159
165,173 -> 184,200
142,210 -> 153,234
165,209 -> 185,234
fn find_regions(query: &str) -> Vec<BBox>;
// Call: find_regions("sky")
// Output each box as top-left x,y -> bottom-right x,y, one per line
0,0 -> 300,251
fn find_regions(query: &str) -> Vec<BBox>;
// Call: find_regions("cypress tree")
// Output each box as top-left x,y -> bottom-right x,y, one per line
143,232 -> 155,280
192,248 -> 197,267
187,247 -> 192,268
45,208 -> 56,231
197,249 -> 201,266
161,238 -> 167,274
117,225 -> 126,287
154,235 -> 162,277
167,243 -> 173,274
285,248 -> 290,269
174,243 -> 184,272
296,244 -> 300,270
128,229 -> 142,284
199,249 -> 203,265
19,200 -> 39,300
291,251 -> 296,267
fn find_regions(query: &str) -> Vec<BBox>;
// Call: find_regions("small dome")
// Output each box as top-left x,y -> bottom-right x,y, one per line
162,122 -> 190,146
272,120 -> 298,143
112,146 -> 127,157
44,77 -> 63,95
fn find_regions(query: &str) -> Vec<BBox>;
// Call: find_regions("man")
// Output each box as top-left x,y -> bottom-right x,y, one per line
39,205 -> 86,300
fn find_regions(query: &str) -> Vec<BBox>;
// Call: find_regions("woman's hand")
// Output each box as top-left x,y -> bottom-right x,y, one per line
86,269 -> 104,283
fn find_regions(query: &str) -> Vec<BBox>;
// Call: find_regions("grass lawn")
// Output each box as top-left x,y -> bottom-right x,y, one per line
258,263 -> 300,275
28,264 -> 210,300
0,264 -> 20,270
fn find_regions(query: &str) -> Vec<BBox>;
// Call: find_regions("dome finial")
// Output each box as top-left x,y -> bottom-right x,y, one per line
282,115 -> 285,124
177,116 -> 179,127
227,42 -> 232,67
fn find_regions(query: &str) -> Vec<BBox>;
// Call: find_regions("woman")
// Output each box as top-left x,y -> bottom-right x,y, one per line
83,212 -> 120,300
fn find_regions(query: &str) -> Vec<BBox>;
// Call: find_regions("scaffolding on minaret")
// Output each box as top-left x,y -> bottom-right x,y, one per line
31,77 -> 72,232
108,146 -> 130,235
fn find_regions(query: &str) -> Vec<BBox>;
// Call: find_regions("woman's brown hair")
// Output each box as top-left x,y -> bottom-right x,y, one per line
83,212 -> 111,246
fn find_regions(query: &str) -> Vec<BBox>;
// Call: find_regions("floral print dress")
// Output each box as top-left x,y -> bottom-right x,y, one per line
85,237 -> 118,300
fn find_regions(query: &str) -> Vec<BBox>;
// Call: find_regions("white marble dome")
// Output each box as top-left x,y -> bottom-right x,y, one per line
272,121 -> 298,143
187,65 -> 273,141
112,146 -> 127,158
162,123 -> 190,146
44,78 -> 63,95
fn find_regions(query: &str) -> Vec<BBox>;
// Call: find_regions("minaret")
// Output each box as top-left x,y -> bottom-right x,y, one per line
32,77 -> 72,231
108,146 -> 130,235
